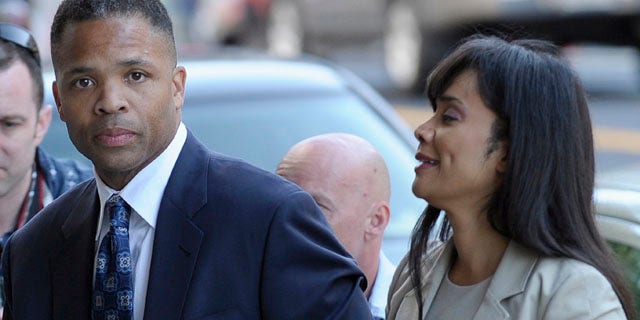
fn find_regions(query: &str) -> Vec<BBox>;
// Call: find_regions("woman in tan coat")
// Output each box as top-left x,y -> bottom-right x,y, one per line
386,35 -> 635,319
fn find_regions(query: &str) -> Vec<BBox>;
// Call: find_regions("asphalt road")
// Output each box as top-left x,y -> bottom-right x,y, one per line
324,43 -> 640,175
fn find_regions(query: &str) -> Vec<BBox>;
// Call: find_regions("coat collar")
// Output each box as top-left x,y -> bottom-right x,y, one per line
420,242 -> 453,313
398,240 -> 539,320
394,241 -> 452,320
142,132 -> 207,319
475,241 -> 539,319
50,180 -> 100,318
487,241 -> 539,299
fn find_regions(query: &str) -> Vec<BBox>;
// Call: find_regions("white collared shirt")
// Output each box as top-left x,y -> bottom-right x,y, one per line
369,251 -> 397,320
93,122 -> 187,320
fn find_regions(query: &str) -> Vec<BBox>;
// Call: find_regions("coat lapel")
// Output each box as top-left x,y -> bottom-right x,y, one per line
395,241 -> 540,320
421,242 -> 454,312
143,133 -> 207,319
50,181 -> 100,318
395,241 -> 454,320
473,241 -> 539,320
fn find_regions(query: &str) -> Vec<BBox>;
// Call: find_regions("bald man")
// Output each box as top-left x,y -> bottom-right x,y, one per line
277,133 -> 396,320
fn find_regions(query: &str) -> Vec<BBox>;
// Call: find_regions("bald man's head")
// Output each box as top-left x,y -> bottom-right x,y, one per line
277,133 -> 390,215
277,133 -> 391,297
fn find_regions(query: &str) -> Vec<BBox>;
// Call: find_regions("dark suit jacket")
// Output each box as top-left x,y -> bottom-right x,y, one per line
2,132 -> 371,319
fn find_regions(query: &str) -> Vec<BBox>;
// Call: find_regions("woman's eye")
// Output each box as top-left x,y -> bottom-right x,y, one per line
442,113 -> 458,123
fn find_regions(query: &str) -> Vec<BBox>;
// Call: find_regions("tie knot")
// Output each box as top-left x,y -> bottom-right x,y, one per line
106,194 -> 130,228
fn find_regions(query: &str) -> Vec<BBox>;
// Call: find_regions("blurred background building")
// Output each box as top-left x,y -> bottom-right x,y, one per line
4,0 -> 640,92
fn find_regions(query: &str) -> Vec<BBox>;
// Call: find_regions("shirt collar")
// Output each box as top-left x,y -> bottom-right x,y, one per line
369,251 -> 397,319
94,122 -> 187,240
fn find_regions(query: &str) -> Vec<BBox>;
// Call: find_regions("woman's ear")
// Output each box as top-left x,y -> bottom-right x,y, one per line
496,142 -> 508,174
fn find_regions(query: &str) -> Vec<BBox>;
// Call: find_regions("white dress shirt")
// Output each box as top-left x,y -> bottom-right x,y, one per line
369,251 -> 396,320
93,123 -> 187,320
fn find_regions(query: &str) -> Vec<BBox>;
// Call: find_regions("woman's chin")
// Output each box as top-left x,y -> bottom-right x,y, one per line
411,182 -> 430,201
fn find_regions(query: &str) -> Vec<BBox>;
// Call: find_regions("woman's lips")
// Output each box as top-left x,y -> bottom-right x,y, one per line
415,153 -> 439,171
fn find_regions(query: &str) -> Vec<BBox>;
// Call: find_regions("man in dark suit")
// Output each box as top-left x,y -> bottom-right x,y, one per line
1,1 -> 371,319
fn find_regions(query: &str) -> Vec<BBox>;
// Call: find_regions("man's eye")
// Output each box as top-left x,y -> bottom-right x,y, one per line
73,78 -> 94,88
2,121 -> 18,128
0,119 -> 23,130
128,72 -> 146,82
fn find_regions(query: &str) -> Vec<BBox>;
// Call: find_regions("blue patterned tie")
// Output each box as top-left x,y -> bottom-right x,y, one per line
92,194 -> 134,320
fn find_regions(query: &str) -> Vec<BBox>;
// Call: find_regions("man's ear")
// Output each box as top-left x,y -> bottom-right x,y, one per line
364,201 -> 391,241
172,66 -> 187,111
52,81 -> 65,121
34,104 -> 53,145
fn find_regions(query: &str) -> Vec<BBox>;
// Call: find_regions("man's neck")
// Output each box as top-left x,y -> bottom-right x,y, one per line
360,248 -> 381,299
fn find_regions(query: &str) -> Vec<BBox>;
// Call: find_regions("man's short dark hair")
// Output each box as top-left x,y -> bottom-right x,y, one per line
50,0 -> 176,66
0,39 -> 43,109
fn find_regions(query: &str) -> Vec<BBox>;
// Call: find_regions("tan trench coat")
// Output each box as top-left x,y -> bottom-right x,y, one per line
386,240 -> 626,320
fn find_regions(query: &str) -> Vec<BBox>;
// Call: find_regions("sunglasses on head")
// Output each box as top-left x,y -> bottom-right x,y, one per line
0,23 -> 40,67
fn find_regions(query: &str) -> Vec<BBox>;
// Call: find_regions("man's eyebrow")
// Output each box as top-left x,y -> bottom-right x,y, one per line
118,59 -> 151,68
63,59 -> 152,76
64,66 -> 94,76
0,114 -> 26,121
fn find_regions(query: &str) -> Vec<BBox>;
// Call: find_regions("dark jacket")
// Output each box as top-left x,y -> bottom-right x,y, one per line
2,132 -> 371,319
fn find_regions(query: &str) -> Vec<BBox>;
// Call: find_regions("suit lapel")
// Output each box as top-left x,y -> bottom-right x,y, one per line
144,133 -> 207,319
50,181 -> 100,318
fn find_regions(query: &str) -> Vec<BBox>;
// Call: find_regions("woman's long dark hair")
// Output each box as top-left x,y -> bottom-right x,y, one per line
408,35 -> 635,319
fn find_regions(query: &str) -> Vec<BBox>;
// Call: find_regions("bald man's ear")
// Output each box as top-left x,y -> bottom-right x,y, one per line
365,201 -> 390,241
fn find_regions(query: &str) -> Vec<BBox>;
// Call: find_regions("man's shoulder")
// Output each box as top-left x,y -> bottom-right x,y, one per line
175,133 -> 314,217
14,179 -> 95,240
181,133 -> 297,192
204,150 -> 302,197
36,147 -> 93,196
